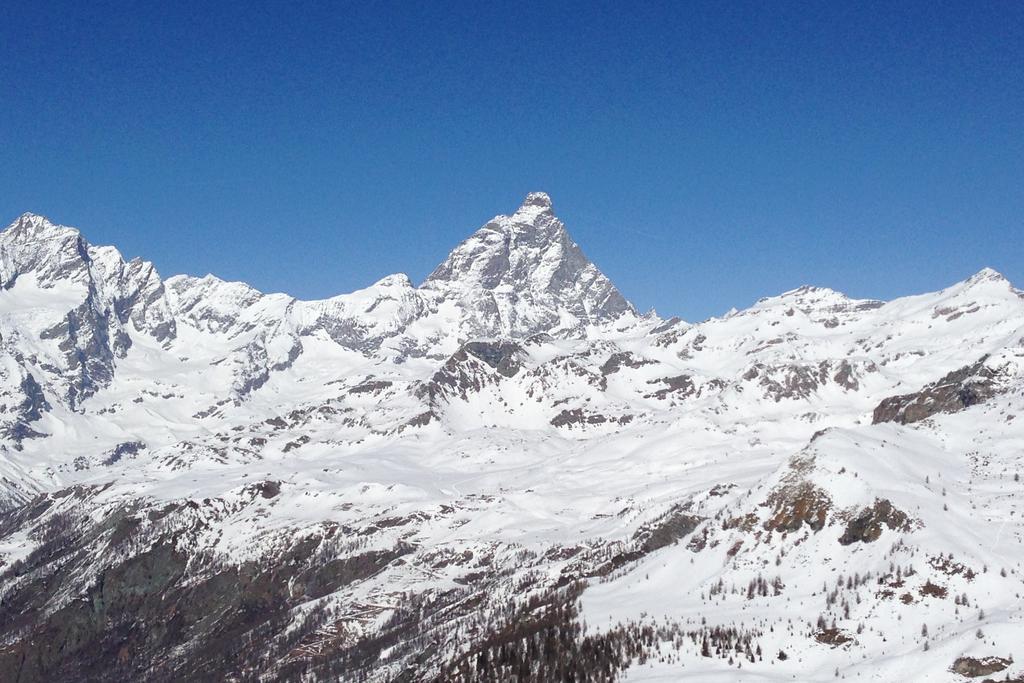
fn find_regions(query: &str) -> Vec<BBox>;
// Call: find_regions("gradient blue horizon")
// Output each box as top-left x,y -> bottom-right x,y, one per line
2,1 -> 1022,321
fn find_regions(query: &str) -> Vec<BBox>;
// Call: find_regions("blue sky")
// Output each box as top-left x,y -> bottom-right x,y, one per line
2,1 -> 1022,320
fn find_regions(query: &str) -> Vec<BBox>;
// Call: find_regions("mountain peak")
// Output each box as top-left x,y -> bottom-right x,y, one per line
12,211 -> 51,225
519,191 -> 553,211
965,266 -> 1008,285
938,267 -> 1016,298
422,193 -> 636,337
370,273 -> 414,289
4,212 -> 80,242
0,213 -> 93,290
14,211 -> 48,224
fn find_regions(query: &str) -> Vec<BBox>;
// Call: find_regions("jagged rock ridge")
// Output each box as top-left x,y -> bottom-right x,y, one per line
0,196 -> 1023,682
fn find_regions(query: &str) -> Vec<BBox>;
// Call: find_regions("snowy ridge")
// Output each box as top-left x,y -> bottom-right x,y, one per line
0,196 -> 1023,682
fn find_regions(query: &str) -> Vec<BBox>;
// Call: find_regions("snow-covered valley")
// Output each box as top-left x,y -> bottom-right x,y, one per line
0,194 -> 1022,682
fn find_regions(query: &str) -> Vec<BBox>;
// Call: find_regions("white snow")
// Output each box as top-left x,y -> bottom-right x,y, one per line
1,198 -> 1023,681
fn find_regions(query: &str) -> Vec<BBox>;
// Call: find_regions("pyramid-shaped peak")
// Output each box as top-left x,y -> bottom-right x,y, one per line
0,213 -> 90,283
942,267 -> 1020,299
4,212 -> 80,240
965,267 -> 1008,284
520,191 -> 553,210
14,211 -> 49,225
12,211 -> 52,226
929,267 -> 1013,296
421,193 -> 635,337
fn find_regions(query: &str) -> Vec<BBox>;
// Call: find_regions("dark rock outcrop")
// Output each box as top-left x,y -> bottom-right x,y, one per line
460,341 -> 525,377
764,481 -> 831,534
873,356 -> 1003,424
645,374 -> 698,400
814,629 -> 854,647
3,373 -> 52,447
838,499 -> 912,545
635,509 -> 703,553
550,408 -> 633,428
746,359 -> 874,402
417,341 -> 525,403
951,656 -> 1012,678
600,352 -> 655,376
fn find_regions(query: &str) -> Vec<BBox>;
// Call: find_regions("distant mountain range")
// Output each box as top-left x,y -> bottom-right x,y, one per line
0,194 -> 1022,682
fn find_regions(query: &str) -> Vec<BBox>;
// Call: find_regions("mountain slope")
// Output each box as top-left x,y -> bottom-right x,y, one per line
0,196 -> 1022,683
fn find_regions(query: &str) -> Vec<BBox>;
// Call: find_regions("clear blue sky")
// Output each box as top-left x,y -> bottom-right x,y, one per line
2,1 -> 1022,320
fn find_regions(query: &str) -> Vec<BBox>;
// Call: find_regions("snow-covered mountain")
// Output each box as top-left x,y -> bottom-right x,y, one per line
422,191 -> 636,337
0,195 -> 1022,682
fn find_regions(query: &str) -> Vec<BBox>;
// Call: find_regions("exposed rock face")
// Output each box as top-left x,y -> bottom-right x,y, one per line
0,214 -> 177,342
764,481 -> 831,533
417,341 -> 526,403
0,213 -> 94,288
422,193 -> 636,337
951,656 -> 1012,677
645,374 -> 698,400
831,359 -> 863,391
227,335 -> 305,398
600,351 -> 655,376
814,628 -> 854,647
873,356 -> 1004,424
39,295 -> 124,407
838,499 -> 912,545
744,359 -> 874,402
459,341 -> 526,378
550,408 -> 633,428
2,372 -> 51,446
636,509 -> 703,553
0,214 -> 178,411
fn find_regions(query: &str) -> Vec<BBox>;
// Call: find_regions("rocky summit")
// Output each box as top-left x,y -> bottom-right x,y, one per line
0,195 -> 1023,682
